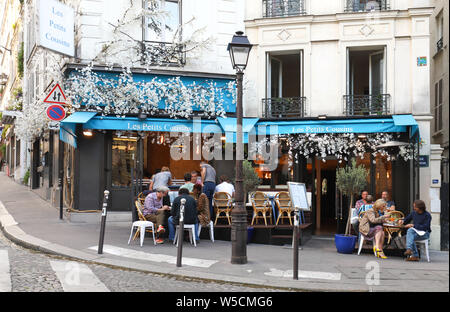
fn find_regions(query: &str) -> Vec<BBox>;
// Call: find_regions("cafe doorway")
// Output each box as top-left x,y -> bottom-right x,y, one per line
314,158 -> 339,235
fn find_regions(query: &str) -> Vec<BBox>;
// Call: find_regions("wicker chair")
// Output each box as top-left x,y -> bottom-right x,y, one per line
275,192 -> 293,225
213,192 -> 232,225
251,191 -> 272,226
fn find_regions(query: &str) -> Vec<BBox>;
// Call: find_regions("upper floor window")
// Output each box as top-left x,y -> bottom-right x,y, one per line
434,79 -> 443,133
344,0 -> 390,13
263,0 -> 306,18
144,0 -> 181,43
436,11 -> 444,52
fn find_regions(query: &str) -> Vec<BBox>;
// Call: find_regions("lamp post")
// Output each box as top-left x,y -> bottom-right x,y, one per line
228,31 -> 252,264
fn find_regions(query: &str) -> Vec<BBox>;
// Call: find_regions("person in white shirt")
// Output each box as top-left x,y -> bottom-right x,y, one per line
214,175 -> 235,198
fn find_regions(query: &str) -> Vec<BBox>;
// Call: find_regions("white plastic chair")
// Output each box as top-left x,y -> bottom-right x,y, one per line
128,220 -> 156,247
173,224 -> 197,247
357,234 -> 377,256
197,221 -> 215,242
416,239 -> 431,262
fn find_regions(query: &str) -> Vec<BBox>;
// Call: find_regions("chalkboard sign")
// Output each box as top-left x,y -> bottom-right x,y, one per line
287,182 -> 311,211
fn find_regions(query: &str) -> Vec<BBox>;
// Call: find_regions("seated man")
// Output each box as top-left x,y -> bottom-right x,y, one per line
214,175 -> 235,198
399,199 -> 432,261
381,191 -> 396,211
352,195 -> 374,234
179,172 -> 194,193
143,186 -> 171,244
168,187 -> 200,243
355,190 -> 369,212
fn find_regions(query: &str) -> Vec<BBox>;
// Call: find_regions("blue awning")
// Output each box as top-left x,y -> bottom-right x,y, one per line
217,117 -> 259,143
255,115 -> 418,136
84,116 -> 223,133
60,112 -> 97,148
392,114 -> 419,136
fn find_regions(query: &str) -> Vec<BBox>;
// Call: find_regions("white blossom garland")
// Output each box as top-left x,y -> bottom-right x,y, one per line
64,65 -> 235,119
250,132 -> 415,166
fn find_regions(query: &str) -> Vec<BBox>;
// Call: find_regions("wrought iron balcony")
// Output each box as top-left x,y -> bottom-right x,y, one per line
344,0 -> 390,12
263,0 -> 306,18
140,41 -> 186,66
437,37 -> 444,52
343,94 -> 390,116
263,97 -> 307,118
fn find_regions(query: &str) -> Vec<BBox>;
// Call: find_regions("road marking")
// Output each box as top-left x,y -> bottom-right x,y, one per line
264,268 -> 342,281
50,260 -> 109,292
89,245 -> 218,268
0,250 -> 12,292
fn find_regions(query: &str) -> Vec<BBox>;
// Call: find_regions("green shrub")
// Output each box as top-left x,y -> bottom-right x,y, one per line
17,42 -> 24,78
23,168 -> 30,185
336,159 -> 369,235
243,160 -> 261,196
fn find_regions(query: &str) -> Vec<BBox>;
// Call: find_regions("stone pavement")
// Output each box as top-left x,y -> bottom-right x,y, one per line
0,173 -> 448,292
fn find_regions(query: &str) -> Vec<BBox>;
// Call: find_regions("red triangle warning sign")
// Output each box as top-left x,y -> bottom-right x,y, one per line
44,83 -> 67,105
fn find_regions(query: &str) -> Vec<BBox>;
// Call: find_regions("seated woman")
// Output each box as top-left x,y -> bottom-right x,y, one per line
192,183 -> 211,229
398,199 -> 432,262
359,199 -> 391,259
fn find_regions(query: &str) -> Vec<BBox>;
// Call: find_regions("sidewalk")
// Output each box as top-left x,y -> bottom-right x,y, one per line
0,172 -> 448,292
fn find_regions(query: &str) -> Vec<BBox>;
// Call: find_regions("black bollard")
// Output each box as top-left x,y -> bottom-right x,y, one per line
293,207 -> 299,280
176,198 -> 186,267
98,190 -> 110,254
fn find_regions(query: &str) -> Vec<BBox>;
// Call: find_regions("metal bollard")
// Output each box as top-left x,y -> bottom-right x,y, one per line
293,206 -> 299,280
98,190 -> 110,254
176,198 -> 186,267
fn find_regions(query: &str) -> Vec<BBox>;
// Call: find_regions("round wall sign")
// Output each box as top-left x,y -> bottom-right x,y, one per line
46,104 -> 66,121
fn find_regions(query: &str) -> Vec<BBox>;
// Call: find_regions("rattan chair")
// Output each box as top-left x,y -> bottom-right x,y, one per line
137,192 -> 146,205
251,191 -> 272,226
275,192 -> 293,225
213,192 -> 232,225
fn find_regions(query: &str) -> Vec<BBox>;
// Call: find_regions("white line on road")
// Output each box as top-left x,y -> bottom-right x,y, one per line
89,245 -> 218,268
0,249 -> 12,292
50,260 -> 110,292
264,268 -> 342,281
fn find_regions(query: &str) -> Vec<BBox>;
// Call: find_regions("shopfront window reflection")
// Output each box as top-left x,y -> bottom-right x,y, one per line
112,136 -> 137,187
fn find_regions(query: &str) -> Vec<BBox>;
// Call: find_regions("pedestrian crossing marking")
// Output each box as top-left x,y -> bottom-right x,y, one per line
50,260 -> 110,292
0,250 -> 12,292
88,245 -> 218,268
264,268 -> 342,281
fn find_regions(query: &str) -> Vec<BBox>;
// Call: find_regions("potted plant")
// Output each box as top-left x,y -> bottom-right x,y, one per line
242,160 -> 261,244
335,159 -> 368,254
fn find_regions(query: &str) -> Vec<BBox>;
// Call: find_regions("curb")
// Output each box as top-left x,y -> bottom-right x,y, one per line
1,200 -> 342,292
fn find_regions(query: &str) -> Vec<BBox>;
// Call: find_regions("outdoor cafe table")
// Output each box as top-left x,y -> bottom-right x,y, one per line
383,222 -> 404,245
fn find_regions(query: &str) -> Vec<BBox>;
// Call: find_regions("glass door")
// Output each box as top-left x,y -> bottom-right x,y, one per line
109,134 -> 138,211
369,50 -> 385,114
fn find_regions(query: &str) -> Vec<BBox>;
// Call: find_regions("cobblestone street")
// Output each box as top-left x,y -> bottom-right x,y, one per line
0,231 -> 285,292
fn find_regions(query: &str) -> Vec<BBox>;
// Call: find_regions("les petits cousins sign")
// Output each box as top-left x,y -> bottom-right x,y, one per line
39,0 -> 74,57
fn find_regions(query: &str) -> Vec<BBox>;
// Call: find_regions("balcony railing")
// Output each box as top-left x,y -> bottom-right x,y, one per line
344,0 -> 390,12
343,94 -> 390,116
263,0 -> 306,18
437,37 -> 444,53
263,97 -> 307,118
140,41 -> 186,66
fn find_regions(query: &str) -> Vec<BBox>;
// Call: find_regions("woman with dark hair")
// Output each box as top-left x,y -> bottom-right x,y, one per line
399,199 -> 432,261
193,183 -> 210,228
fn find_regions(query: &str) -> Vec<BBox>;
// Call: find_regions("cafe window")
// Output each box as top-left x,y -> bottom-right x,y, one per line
111,136 -> 137,187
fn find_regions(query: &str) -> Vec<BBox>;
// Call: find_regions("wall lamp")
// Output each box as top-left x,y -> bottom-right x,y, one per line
138,110 -> 148,121
357,134 -> 367,140
83,129 -> 93,137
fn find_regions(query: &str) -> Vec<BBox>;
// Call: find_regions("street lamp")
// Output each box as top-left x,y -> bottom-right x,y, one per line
228,31 -> 252,264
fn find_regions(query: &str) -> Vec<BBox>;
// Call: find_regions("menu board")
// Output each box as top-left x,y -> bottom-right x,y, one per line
287,182 -> 310,211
